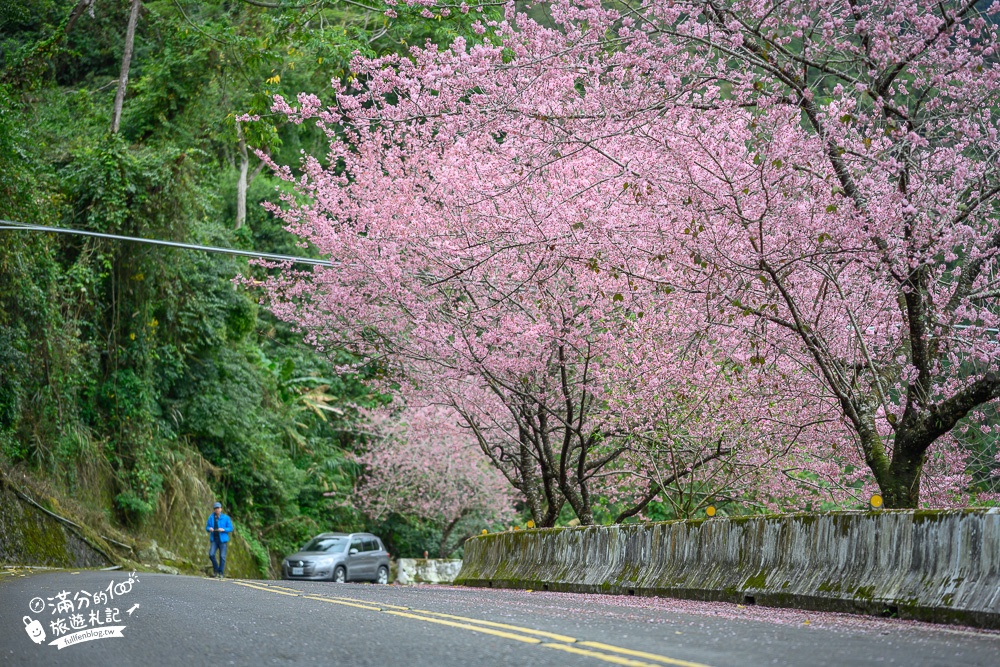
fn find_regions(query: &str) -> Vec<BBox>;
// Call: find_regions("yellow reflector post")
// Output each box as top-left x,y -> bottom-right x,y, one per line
870,494 -> 884,509
706,506 -> 716,517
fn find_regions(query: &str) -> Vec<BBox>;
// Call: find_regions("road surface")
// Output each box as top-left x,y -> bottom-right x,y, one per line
2,568 -> 998,666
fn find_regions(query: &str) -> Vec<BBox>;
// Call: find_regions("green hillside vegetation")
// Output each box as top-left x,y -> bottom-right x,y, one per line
0,0 -> 493,571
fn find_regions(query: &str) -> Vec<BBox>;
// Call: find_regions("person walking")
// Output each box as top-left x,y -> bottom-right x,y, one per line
206,501 -> 234,579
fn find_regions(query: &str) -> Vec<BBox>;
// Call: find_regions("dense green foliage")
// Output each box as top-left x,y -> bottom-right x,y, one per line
0,0 -> 494,562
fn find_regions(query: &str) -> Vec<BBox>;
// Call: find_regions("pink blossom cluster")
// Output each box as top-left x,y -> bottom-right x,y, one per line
257,0 -> 1000,514
354,404 -> 518,551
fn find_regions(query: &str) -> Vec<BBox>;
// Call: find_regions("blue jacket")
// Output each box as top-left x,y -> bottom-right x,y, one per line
206,513 -> 234,543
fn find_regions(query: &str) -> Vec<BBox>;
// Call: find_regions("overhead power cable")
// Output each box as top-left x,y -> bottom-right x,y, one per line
3,221 -> 999,333
0,220 -> 334,268
0,219 -> 474,287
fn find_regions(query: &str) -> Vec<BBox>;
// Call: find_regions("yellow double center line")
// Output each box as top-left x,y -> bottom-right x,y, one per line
230,581 -> 712,667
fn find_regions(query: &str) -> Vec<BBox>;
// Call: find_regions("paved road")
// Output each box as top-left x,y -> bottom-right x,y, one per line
2,568 -> 998,666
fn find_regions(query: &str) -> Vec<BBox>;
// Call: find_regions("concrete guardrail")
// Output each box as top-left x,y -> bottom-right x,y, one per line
455,510 -> 1000,628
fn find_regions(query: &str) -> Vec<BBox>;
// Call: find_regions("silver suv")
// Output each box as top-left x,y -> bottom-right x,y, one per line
281,532 -> 390,584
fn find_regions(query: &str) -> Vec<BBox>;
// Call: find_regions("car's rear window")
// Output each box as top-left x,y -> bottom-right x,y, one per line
301,537 -> 348,553
363,539 -> 378,552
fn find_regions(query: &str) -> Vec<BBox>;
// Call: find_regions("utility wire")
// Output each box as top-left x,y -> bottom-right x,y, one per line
6,220 -> 998,334
0,219 -> 467,287
0,220 -> 334,268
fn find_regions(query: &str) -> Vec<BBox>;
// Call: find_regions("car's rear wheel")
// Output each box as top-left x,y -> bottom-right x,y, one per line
333,566 -> 346,583
375,565 -> 389,585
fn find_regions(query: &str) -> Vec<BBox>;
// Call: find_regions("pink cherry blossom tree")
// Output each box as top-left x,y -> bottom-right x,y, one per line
633,0 -> 1000,508
255,81 -> 829,523
256,0 -> 1000,511
354,404 -> 518,556
261,201 -> 800,525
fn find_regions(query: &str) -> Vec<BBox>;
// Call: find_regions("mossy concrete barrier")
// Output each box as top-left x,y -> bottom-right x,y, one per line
0,482 -> 111,569
455,510 -> 1000,629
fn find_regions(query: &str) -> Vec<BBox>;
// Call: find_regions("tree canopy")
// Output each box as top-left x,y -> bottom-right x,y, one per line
259,0 -> 1000,512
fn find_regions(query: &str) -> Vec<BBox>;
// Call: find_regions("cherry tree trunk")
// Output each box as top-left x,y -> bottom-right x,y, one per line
882,455 -> 923,509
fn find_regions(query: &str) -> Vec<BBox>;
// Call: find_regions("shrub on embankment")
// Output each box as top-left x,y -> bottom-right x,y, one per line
456,510 -> 1000,629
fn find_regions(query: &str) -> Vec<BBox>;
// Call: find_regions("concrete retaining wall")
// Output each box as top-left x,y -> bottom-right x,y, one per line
0,482 -> 111,569
455,510 -> 1000,628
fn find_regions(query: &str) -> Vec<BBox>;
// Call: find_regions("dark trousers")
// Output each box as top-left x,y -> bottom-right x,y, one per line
209,541 -> 228,575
